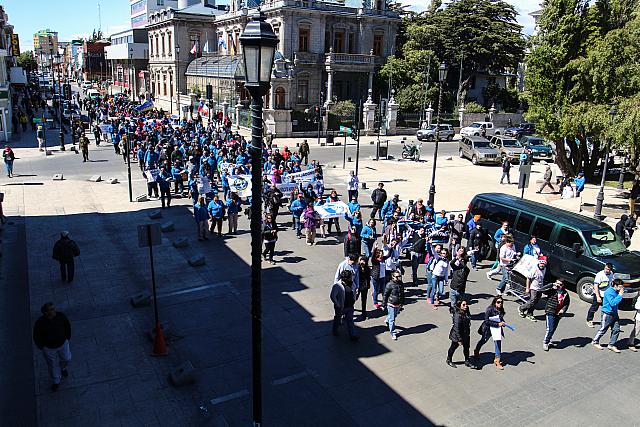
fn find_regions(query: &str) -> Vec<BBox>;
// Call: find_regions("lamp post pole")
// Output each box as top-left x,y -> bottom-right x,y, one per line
594,106 -> 617,220
56,53 -> 65,151
617,154 -> 627,190
240,12 -> 277,427
316,91 -> 323,146
175,45 -> 181,118
129,48 -> 134,101
428,62 -> 448,207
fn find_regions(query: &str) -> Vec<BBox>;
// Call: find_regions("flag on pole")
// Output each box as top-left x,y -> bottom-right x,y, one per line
218,37 -> 227,50
203,32 -> 209,53
190,43 -> 197,55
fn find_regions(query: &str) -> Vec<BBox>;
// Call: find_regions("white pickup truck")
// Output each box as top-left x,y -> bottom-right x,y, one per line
460,121 -> 503,137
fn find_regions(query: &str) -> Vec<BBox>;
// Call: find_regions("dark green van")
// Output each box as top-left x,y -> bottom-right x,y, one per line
466,193 -> 640,302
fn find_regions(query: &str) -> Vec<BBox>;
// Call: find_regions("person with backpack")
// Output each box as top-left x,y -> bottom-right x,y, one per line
52,231 -> 81,283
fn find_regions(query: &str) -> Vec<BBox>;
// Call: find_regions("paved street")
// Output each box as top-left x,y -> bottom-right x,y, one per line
1,113 -> 639,426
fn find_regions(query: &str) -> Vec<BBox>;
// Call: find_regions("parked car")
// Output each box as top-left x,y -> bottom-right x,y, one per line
489,135 -> 525,161
459,121 -> 502,137
81,81 -> 93,90
458,136 -> 500,165
504,122 -> 536,138
519,135 -> 553,161
416,124 -> 455,141
466,192 -> 640,302
86,89 -> 100,100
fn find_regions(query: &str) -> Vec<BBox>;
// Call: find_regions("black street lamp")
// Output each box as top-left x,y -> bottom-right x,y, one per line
428,62 -> 448,207
129,47 -> 134,101
594,106 -> 617,220
239,10 -> 277,427
56,52 -> 65,151
175,44 -> 180,117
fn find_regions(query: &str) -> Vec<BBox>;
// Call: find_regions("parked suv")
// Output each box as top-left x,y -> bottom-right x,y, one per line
504,122 -> 536,139
458,136 -> 500,165
490,136 -> 525,161
416,124 -> 455,141
466,193 -> 640,302
459,121 -> 502,137
519,135 -> 553,161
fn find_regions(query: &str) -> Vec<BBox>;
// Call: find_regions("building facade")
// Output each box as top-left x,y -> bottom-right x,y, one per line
82,40 -> 111,83
105,28 -> 150,99
131,0 -> 179,29
33,29 -> 59,70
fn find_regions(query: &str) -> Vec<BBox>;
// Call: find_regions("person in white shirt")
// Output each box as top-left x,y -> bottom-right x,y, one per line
383,233 -> 410,282
347,171 -> 359,202
586,263 -> 613,328
429,248 -> 450,309
518,256 -> 547,321
496,239 -> 516,295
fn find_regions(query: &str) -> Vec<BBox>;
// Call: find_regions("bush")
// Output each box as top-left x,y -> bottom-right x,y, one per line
464,101 -> 485,113
331,100 -> 356,117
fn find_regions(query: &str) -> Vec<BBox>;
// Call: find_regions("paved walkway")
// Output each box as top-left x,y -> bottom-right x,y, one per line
2,121 -> 639,426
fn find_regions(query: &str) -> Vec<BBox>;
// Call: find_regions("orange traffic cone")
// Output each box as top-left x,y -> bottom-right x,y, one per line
152,322 -> 168,356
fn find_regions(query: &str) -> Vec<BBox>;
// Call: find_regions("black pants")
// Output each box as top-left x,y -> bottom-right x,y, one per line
300,153 -> 308,165
327,218 -> 341,234
59,260 -> 75,283
147,182 -> 159,198
348,190 -> 358,202
210,218 -> 223,235
138,160 -> 145,172
82,149 -> 89,162
448,339 -> 470,361
520,289 -> 542,316
359,288 -> 368,317
160,187 -> 171,208
370,205 -> 383,219
263,241 -> 275,261
587,298 -> 602,322
114,144 -> 120,155
174,178 -> 184,194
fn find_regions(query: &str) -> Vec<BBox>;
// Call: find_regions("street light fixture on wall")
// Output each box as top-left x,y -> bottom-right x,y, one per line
239,9 -> 277,427
594,106 -> 617,220
428,62 -> 448,207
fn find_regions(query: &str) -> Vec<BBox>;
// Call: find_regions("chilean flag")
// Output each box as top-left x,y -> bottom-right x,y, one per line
190,43 -> 198,55
197,100 -> 209,117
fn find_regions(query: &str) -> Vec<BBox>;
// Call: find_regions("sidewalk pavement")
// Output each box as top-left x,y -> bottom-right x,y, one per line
322,155 -> 639,251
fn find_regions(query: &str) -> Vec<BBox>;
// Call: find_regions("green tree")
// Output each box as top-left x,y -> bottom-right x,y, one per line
17,51 -> 37,72
525,0 -> 640,179
331,100 -> 356,117
381,0 -> 526,112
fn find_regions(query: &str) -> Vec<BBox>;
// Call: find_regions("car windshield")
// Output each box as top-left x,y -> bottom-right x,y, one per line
527,138 -> 545,146
502,139 -> 521,147
585,229 -> 627,256
427,125 -> 437,130
473,141 -> 490,148
470,123 -> 482,128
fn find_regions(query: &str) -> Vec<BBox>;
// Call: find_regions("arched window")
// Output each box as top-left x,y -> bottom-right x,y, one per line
275,87 -> 286,109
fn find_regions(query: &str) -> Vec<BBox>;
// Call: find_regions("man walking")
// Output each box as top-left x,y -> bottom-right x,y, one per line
592,279 -> 625,352
33,303 -> 72,392
541,280 -> 570,351
370,182 -> 387,220
408,226 -> 427,286
383,270 -> 405,340
298,139 -> 310,165
78,133 -> 90,162
334,254 -> 360,291
347,171 -> 359,202
495,238 -> 516,295
330,270 -> 358,341
537,165 -> 555,194
586,263 -> 613,328
500,156 -> 511,184
52,231 -> 80,283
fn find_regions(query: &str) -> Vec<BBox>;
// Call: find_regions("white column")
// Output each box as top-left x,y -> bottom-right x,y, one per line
325,71 -> 334,107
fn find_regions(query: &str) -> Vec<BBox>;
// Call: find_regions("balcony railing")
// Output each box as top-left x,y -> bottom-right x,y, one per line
325,52 -> 376,65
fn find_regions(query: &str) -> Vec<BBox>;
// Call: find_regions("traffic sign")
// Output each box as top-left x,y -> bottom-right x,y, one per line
339,126 -> 352,136
32,118 -> 42,124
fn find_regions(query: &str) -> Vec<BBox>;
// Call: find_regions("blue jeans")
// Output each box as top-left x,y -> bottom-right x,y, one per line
386,305 -> 400,336
293,216 -> 302,236
4,160 -> 13,175
362,239 -> 374,258
470,251 -> 478,268
593,313 -> 620,346
497,266 -> 508,293
544,314 -> 560,344
371,276 -> 382,305
475,332 -> 501,357
429,275 -> 445,304
450,289 -> 463,310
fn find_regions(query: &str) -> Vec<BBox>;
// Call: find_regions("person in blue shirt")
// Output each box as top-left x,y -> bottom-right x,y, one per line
574,172 -> 585,196
523,235 -> 541,258
289,193 -> 307,238
226,193 -> 240,234
136,144 -> 146,172
145,148 -> 159,169
381,195 -> 399,224
347,196 -> 361,214
194,195 -> 209,241
207,194 -> 226,236
171,162 -> 185,194
158,167 -> 172,209
435,210 -> 448,227
220,170 -> 230,201
592,279 -> 625,352
345,210 -> 363,236
494,221 -> 509,246
360,219 -> 377,258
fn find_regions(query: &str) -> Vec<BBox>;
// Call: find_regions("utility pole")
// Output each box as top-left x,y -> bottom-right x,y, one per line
355,99 -> 362,176
420,56 -> 431,124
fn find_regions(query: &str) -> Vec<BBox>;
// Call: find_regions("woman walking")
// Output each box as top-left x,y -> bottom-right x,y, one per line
194,196 -> 209,241
262,214 -> 278,265
429,248 -> 450,309
474,296 -> 507,370
302,204 -> 321,245
3,145 -> 15,178
360,219 -> 377,258
446,300 -> 477,369
370,247 -> 387,309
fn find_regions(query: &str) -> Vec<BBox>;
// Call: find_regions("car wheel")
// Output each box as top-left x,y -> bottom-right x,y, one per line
472,155 -> 478,165
459,149 -> 464,158
428,135 -> 435,142
577,276 -> 595,303
416,135 -> 422,141
447,134 -> 453,141
495,131 -> 501,135
474,133 -> 480,136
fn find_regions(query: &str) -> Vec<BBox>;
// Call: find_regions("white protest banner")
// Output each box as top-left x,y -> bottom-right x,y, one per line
276,182 -> 298,197
314,201 -> 350,219
228,175 -> 252,198
513,254 -> 539,280
284,168 -> 314,184
146,168 -> 160,183
219,161 -> 232,173
197,176 -> 211,195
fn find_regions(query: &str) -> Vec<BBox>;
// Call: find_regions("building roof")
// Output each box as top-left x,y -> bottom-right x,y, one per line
185,54 -> 244,79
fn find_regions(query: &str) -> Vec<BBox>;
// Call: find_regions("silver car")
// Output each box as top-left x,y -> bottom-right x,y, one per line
416,124 -> 455,141
458,136 -> 501,165
490,136 -> 525,162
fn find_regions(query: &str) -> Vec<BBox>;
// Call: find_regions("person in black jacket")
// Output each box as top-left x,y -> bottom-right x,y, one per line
262,215 -> 278,264
370,182 -> 387,220
447,300 -> 477,369
449,247 -> 470,312
343,225 -> 362,258
499,156 -> 511,184
408,226 -> 427,286
33,303 -> 72,391
473,296 -> 506,370
542,280 -> 570,351
467,223 -> 485,270
357,256 -> 371,321
615,214 -> 630,247
383,270 -> 405,340
52,231 -> 80,283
